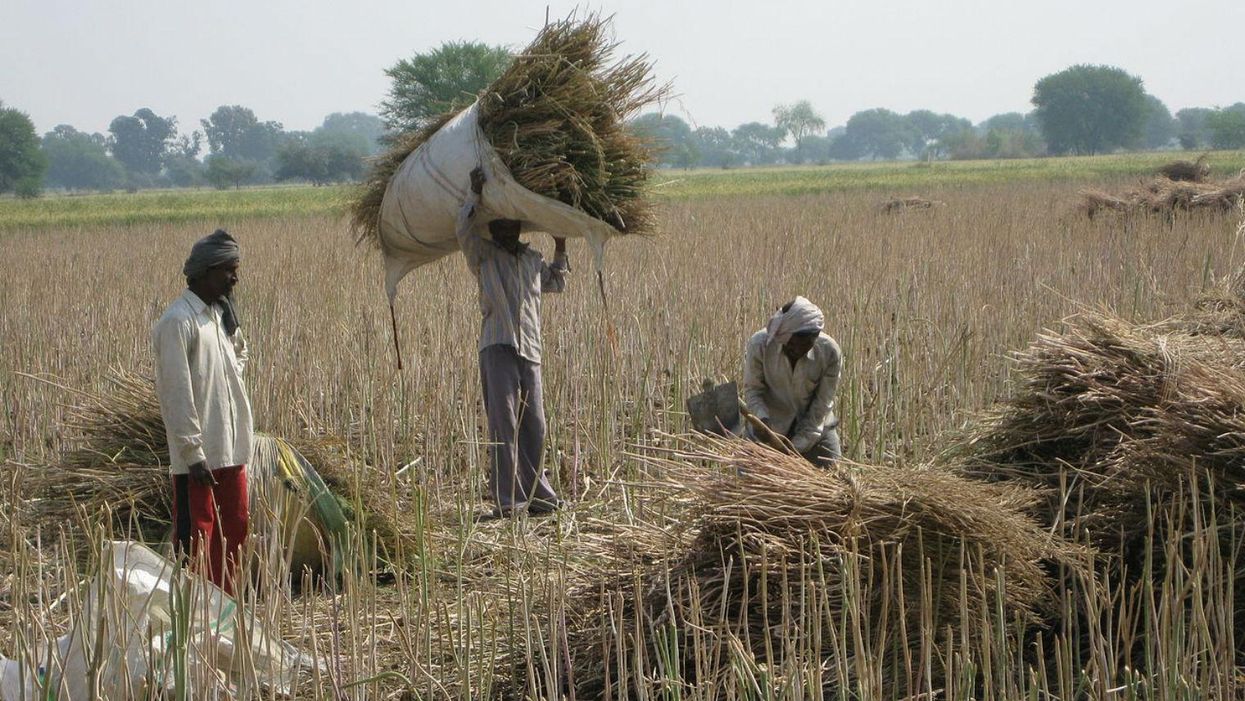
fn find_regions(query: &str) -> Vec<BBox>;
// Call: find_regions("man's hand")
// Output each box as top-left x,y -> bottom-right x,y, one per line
553,236 -> 566,253
470,167 -> 486,196
189,461 -> 217,486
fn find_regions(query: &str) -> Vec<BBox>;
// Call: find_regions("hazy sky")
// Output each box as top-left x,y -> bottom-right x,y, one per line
3,0 -> 1243,137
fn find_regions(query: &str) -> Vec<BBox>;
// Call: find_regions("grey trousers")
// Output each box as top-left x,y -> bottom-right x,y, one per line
479,345 -> 559,510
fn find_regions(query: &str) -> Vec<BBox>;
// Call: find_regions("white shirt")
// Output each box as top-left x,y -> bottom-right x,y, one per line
455,191 -> 568,364
743,330 -> 842,453
152,290 -> 254,475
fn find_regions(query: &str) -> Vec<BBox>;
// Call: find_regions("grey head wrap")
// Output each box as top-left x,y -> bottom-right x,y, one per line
183,229 -> 240,280
183,229 -> 242,335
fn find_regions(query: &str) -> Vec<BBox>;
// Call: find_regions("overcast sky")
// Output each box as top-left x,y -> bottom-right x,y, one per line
3,0 -> 1243,137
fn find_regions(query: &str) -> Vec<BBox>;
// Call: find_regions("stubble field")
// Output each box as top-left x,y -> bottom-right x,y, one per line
1,162 -> 1243,698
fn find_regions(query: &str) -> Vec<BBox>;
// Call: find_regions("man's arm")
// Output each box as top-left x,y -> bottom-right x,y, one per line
154,318 -> 207,468
790,342 -> 842,453
741,334 -> 772,423
540,237 -> 569,293
232,329 -> 249,374
455,168 -> 489,275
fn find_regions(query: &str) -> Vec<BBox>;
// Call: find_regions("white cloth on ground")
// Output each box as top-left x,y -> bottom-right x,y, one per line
743,329 -> 842,453
764,295 -> 825,348
152,289 -> 254,474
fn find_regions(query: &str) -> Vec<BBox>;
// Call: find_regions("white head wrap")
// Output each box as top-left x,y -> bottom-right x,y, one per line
765,296 -> 824,347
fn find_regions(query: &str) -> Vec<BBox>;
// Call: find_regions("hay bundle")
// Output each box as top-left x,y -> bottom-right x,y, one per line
955,313 -> 1245,552
1078,176 -> 1245,218
351,14 -> 666,243
880,196 -> 944,213
559,438 -> 1079,699
1157,154 -> 1210,182
24,369 -> 415,569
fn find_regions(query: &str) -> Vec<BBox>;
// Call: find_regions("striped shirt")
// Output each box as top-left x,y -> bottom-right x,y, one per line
456,191 -> 568,364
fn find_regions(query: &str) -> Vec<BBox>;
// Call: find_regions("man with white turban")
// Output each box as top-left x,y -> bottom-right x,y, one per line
743,296 -> 843,466
152,229 -> 253,594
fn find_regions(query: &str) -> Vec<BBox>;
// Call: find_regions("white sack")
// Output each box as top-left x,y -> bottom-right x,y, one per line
378,101 -> 617,302
10,541 -> 316,700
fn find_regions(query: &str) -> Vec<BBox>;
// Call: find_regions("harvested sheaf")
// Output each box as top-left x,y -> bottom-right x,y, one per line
1078,175 -> 1245,218
351,15 -> 667,244
880,195 -> 944,213
1157,154 -> 1210,183
23,369 -> 415,569
955,313 -> 1245,548
555,437 -> 1081,700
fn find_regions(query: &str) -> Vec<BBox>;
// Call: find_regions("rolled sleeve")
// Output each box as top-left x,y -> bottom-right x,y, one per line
455,192 -> 487,276
541,251 -> 569,293
153,318 -> 206,465
742,333 -> 771,422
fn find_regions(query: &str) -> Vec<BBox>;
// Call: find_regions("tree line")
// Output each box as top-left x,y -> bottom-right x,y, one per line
638,66 -> 1245,169
3,53 -> 1245,198
0,102 -> 386,197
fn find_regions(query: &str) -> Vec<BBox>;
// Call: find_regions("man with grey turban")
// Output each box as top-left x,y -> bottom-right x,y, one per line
152,229 -> 253,594
743,296 -> 843,466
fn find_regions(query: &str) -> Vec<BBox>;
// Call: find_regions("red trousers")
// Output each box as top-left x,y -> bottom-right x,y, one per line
172,464 -> 248,595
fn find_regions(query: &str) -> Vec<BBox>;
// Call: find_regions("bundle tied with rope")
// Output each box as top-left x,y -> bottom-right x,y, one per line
349,14 -> 665,367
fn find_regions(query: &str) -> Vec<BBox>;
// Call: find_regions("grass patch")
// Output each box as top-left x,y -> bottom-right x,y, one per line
4,151 -> 1245,231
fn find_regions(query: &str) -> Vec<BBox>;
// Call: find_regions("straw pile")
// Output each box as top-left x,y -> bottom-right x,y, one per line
24,369 -> 415,568
351,14 -> 666,243
1078,175 -> 1245,218
955,313 -> 1245,555
555,438 -> 1080,700
1157,154 -> 1210,182
880,196 -> 944,213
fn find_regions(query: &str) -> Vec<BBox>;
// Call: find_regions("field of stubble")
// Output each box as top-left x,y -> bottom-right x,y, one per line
1,178 -> 1242,698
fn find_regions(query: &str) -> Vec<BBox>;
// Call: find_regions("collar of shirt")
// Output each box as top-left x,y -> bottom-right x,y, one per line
181,289 -> 225,322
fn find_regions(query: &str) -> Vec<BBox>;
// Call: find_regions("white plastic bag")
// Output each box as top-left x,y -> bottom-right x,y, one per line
12,541 -> 316,700
378,101 -> 617,302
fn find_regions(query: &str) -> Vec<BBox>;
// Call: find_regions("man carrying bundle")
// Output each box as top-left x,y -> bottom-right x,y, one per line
153,229 -> 253,594
458,167 -> 569,517
743,296 -> 843,466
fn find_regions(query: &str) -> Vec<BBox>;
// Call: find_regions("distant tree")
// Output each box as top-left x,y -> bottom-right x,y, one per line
164,154 -> 204,188
108,108 -> 177,177
631,113 -> 698,167
319,112 -> 386,154
0,102 -> 47,197
41,125 -> 124,191
772,100 -> 825,154
1207,105 -> 1245,149
204,155 -> 257,189
1141,95 -> 1177,149
1031,64 -> 1148,154
201,105 -> 284,166
691,126 -> 739,168
905,110 -> 971,158
979,113 -> 1029,132
797,134 -> 834,164
731,122 -> 785,165
837,108 -> 914,160
381,41 -> 511,132
275,129 -> 368,184
1176,107 -> 1214,149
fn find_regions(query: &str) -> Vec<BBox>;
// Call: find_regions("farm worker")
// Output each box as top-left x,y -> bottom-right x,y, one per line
743,296 -> 843,466
152,229 -> 253,594
457,166 -> 568,517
